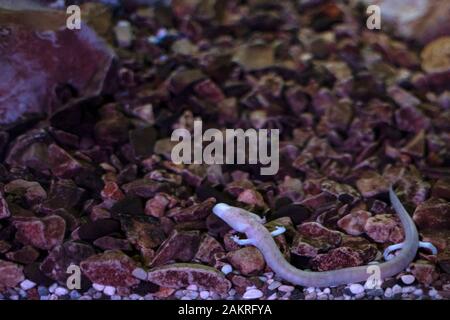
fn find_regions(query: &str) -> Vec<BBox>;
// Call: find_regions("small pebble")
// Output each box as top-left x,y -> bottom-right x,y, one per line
186,291 -> 199,299
199,291 -> 210,299
428,289 -> 438,297
323,288 -> 331,294
402,286 -> 415,294
221,264 -> 232,275
93,283 -> 105,291
132,268 -> 148,281
413,289 -> 423,296
349,284 -> 364,295
305,287 -> 315,294
55,287 -> 68,296
186,285 -> 198,291
243,289 -> 263,300
103,286 -> 116,296
70,290 -> 81,300
20,280 -> 36,290
392,284 -> 402,295
305,293 -> 317,300
401,275 -> 415,285
278,285 -> 294,293
48,283 -> 58,293
38,286 -> 49,297
111,295 -> 122,300
384,288 -> 393,298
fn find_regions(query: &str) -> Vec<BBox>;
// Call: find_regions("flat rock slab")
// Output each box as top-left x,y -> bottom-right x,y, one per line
147,263 -> 231,295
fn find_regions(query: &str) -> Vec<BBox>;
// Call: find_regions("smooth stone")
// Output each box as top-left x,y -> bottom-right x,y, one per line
349,283 -> 365,295
242,289 -> 263,300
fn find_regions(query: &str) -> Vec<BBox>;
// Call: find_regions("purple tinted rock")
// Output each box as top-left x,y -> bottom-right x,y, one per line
410,260 -> 439,285
4,179 -> 47,206
122,218 -> 166,252
194,234 -> 225,265
80,250 -> 139,287
0,8 -> 115,128
93,236 -> 133,251
337,210 -> 372,236
226,247 -> 265,276
0,260 -> 24,288
147,263 -> 231,294
122,178 -> 169,198
340,235 -> 378,263
40,241 -> 95,282
6,245 -> 40,264
0,190 -> 11,219
40,179 -> 85,213
311,247 -> 364,271
356,172 -> 390,198
413,197 -> 450,229
364,214 -> 405,243
297,222 -> 342,247
395,106 -> 430,133
167,198 -> 215,223
13,215 -> 66,250
150,229 -> 200,267
4,129 -> 51,172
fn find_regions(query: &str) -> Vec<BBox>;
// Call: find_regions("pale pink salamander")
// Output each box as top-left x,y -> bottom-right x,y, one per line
213,187 -> 437,287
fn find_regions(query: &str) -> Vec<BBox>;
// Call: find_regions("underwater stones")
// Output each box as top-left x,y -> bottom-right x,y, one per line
226,247 -> 265,276
0,260 -> 24,288
413,197 -> 450,229
364,214 -> 404,243
13,215 -> 66,250
147,263 -> 231,294
80,250 -> 139,287
337,210 -> 372,236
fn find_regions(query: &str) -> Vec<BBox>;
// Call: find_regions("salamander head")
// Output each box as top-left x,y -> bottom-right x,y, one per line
213,203 -> 265,233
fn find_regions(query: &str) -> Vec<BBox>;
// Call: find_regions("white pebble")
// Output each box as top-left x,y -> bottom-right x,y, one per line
93,283 -> 105,291
132,268 -> 148,280
413,289 -> 423,296
129,294 -> 141,300
278,285 -> 294,293
221,264 -> 233,275
228,289 -> 236,296
428,289 -> 438,297
20,280 -> 36,290
103,286 -> 116,296
323,288 -> 331,294
402,286 -> 415,294
268,281 -> 281,290
305,287 -> 315,294
243,289 -> 263,300
55,287 -> 68,296
401,275 -> 415,285
349,283 -> 364,295
305,293 -> 317,300
186,291 -> 199,299
199,291 -> 210,299
384,288 -> 393,298
186,285 -> 198,291
392,284 -> 402,295
48,283 -> 58,293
